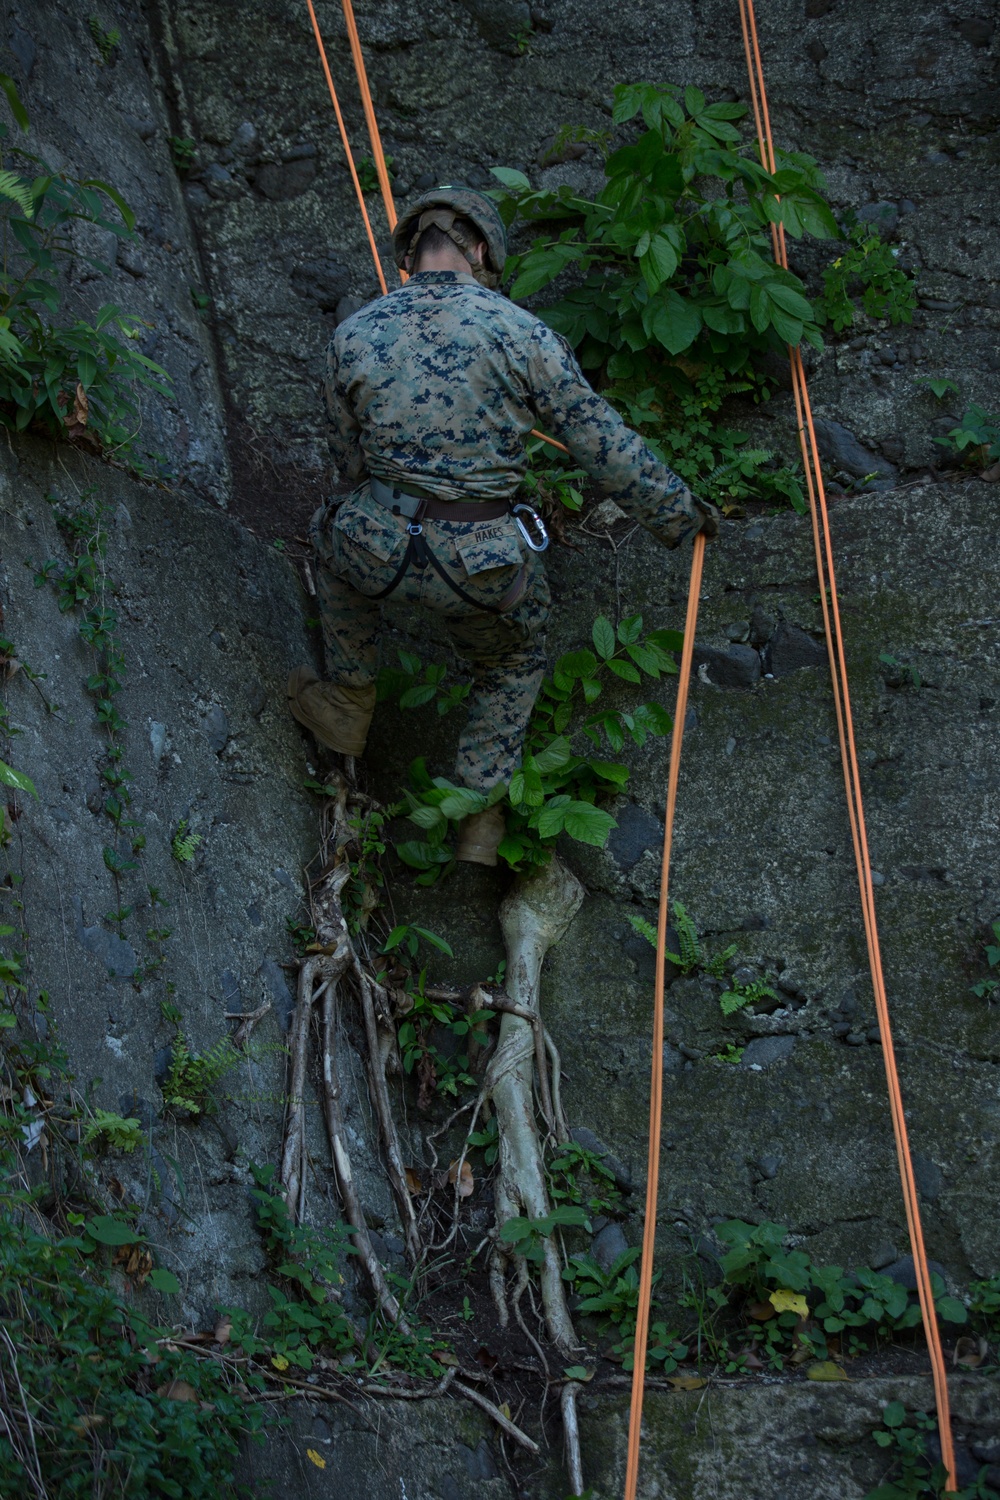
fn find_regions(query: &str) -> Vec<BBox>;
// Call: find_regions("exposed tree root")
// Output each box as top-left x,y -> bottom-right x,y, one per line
487,856 -> 585,1354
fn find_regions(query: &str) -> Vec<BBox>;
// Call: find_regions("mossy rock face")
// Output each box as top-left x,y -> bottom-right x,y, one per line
389,482 -> 1000,1293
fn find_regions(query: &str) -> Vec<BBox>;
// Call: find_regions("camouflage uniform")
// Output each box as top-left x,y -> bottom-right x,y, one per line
315,268 -> 710,792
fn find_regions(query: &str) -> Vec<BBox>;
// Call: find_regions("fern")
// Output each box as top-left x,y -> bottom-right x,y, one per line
720,989 -> 751,1016
670,901 -> 702,973
171,818 -> 202,863
0,169 -> 34,219
719,979 -> 779,1017
82,1109 -> 143,1153
162,1033 -> 239,1115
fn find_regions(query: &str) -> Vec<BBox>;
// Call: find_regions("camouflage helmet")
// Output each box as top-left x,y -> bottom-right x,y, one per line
392,186 -> 507,289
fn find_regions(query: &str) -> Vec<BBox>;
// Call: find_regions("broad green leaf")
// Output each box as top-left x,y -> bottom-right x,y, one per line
536,801 -> 569,839
592,615 -> 616,660
0,73 -> 29,132
437,788 -> 486,820
617,614 -> 643,645
607,658 -> 641,684
557,648 -> 599,681
644,288 -> 702,355
86,1215 -> 141,1247
532,736 -> 572,774
148,1268 -> 181,1295
0,760 -> 36,797
410,925 -> 455,957
639,233 -> 679,294
81,178 -> 136,232
626,642 -> 662,677
684,86 -> 707,116
395,840 -> 452,869
934,1295 -> 967,1325
407,804 -> 446,830
399,682 -> 438,709
767,282 -> 815,321
490,167 -> 532,192
563,802 -> 616,847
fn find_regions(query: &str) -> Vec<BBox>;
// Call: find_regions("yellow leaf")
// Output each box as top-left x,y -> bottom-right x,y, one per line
306,1449 -> 327,1470
499,1402 -> 511,1420
667,1375 -> 707,1391
271,1354 -> 289,1372
769,1289 -> 809,1319
807,1361 -> 849,1382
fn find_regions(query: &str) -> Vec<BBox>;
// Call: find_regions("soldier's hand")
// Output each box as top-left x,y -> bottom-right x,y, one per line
693,495 -> 722,541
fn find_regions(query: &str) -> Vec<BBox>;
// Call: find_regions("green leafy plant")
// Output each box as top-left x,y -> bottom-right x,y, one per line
394,975 -> 489,1102
168,135 -> 197,174
161,1031 -> 240,1115
546,1139 -> 622,1217
82,1108 -> 144,1153
0,1117 -> 264,1496
915,376 -> 961,401
0,82 -> 171,460
382,921 -> 454,963
936,404 -> 1000,469
88,15 -> 121,64
171,818 -> 202,864
386,611 -> 679,880
490,81 -> 848,510
880,652 -> 922,689
712,1042 -> 745,1064
866,1403 -> 999,1500
467,1114 -> 500,1166
970,920 -> 1000,1002
498,1205 -> 591,1264
356,154 -> 395,194
222,1164 -> 355,1371
719,976 -> 779,1016
713,1219 -> 967,1371
626,900 -> 738,977
969,1274 -> 1000,1339
563,1247 -> 643,1332
816,220 -> 917,332
34,489 -> 149,947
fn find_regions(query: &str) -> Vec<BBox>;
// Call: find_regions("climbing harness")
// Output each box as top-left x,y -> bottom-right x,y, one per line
304,6 -> 957,1493
354,477 -> 531,615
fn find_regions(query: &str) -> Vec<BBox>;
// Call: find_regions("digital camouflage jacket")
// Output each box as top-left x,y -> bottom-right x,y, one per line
323,270 -> 711,549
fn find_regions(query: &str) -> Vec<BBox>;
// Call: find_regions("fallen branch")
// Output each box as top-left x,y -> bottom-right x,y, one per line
561,1380 -> 585,1497
452,1379 -> 540,1454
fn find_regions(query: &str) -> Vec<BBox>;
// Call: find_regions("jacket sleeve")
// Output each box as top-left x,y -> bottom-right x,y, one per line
322,339 -> 367,487
523,321 -> 715,549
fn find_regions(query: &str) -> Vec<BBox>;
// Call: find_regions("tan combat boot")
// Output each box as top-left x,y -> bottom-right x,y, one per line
454,805 -> 506,867
286,667 -> 375,756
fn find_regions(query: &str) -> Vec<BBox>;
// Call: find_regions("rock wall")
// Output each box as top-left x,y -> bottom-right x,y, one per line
2,2 -> 999,1496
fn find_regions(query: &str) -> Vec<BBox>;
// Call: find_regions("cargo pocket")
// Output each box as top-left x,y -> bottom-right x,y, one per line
333,489 -> 407,565
455,517 -> 523,578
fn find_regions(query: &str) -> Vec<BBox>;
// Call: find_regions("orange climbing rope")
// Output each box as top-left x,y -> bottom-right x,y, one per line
623,534 -> 706,1500
626,6 -> 956,1494
737,2 -> 956,1488
304,0 -> 386,294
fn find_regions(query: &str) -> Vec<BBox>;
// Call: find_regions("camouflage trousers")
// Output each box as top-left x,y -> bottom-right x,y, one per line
310,486 -> 550,792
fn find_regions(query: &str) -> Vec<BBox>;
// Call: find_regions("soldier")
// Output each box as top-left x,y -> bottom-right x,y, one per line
289,187 -> 719,866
